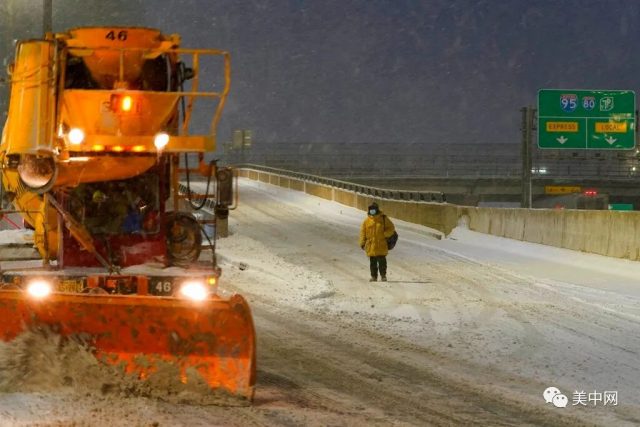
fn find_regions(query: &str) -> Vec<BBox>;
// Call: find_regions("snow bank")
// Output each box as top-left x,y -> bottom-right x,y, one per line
217,233 -> 335,305
0,328 -> 245,406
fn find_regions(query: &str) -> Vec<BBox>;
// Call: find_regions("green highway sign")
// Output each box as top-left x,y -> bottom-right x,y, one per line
537,89 -> 636,149
609,203 -> 634,211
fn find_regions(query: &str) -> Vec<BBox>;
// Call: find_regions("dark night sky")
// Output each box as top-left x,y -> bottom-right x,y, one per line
3,0 -> 640,147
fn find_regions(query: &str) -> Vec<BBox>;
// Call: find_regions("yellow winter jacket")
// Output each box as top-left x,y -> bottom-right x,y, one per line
359,213 -> 396,257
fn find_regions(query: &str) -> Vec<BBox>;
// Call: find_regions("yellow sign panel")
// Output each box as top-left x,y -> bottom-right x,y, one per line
545,185 -> 581,195
546,121 -> 579,132
58,279 -> 84,293
595,122 -> 627,133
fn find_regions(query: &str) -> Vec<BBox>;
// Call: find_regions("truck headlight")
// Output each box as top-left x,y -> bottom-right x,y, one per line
178,280 -> 208,301
154,132 -> 169,150
68,128 -> 85,145
26,279 -> 52,299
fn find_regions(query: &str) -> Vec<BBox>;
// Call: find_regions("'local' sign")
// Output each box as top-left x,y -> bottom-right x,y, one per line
537,89 -> 636,149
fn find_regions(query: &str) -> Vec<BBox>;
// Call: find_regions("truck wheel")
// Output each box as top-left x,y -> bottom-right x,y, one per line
165,212 -> 202,267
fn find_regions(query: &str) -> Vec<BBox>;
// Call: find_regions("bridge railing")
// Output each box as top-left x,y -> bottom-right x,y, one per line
224,141 -> 640,180
233,163 -> 447,203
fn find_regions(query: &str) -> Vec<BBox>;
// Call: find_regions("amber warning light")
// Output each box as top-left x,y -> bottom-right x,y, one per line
111,94 -> 135,113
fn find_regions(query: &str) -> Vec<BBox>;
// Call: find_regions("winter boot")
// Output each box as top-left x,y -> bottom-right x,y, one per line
381,276 -> 387,282
369,277 -> 377,282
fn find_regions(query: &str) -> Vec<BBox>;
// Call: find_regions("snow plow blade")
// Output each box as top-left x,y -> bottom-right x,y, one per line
0,290 -> 256,400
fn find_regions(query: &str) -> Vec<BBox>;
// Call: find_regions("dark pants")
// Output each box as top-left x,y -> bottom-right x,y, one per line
369,256 -> 387,278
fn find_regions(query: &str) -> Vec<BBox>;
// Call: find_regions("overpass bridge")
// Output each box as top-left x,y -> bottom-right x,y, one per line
345,176 -> 639,208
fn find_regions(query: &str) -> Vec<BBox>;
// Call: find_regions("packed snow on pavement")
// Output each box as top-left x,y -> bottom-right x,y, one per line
0,177 -> 639,426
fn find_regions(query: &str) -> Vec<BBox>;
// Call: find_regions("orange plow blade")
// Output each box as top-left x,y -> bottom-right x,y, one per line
0,291 -> 256,400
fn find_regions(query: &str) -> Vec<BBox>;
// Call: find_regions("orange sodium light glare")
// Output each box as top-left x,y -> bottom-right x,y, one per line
92,144 -> 105,151
132,145 -> 145,152
121,96 -> 133,112
112,146 -> 124,152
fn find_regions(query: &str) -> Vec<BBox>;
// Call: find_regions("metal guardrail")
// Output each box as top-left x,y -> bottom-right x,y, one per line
229,157 -> 640,180
234,164 -> 447,203
224,142 -> 640,180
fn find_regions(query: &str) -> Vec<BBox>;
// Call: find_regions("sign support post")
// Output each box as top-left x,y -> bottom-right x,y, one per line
521,106 -> 534,208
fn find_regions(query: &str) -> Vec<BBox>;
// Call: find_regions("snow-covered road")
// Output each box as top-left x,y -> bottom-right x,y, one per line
219,178 -> 640,426
1,177 -> 639,426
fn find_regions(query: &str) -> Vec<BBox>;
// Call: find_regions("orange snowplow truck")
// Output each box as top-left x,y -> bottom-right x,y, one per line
0,27 -> 255,400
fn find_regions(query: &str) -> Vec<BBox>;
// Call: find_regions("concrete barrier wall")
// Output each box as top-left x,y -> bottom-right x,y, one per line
606,212 -> 637,259
278,177 -> 291,189
334,188 -> 357,207
467,205 -> 640,261
239,168 -> 640,261
290,180 -> 304,192
240,169 -> 460,237
305,183 -> 333,201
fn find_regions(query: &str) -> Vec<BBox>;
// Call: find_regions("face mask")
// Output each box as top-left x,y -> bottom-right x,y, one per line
369,209 -> 377,215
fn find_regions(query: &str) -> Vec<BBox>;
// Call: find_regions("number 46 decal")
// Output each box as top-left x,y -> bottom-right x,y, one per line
155,281 -> 172,293
105,30 -> 128,41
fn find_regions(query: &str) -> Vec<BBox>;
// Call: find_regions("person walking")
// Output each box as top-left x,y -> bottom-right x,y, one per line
359,202 -> 395,282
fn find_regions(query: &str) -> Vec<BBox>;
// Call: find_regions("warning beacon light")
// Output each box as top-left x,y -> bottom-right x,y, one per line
111,94 -> 135,113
